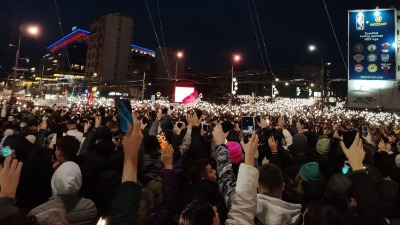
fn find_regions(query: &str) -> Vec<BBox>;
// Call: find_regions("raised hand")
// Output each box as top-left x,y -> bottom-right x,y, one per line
340,132 -> 365,171
212,124 -> 227,146
241,131 -> 259,166
257,116 -> 269,129
95,116 -> 102,128
268,136 -> 278,153
161,144 -> 174,170
278,116 -> 285,129
0,153 -> 23,198
121,112 -> 143,183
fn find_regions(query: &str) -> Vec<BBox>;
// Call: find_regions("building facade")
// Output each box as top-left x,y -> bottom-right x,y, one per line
85,13 -> 134,82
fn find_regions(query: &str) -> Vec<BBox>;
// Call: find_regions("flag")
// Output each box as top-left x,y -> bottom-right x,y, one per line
182,90 -> 200,107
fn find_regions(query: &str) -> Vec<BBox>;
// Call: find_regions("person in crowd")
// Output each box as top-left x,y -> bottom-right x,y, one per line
29,161 -> 98,225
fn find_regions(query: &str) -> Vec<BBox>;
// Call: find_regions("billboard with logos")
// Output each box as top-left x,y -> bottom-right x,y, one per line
348,9 -> 396,80
347,8 -> 400,109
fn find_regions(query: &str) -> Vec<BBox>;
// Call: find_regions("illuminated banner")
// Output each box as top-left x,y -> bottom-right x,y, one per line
348,9 -> 397,80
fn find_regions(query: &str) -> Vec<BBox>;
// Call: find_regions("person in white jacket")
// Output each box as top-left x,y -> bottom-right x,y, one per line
256,163 -> 302,225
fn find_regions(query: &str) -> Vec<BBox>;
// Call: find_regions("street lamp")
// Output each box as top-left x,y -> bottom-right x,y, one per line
12,24 -> 39,98
230,54 -> 241,105
308,44 -> 324,113
175,51 -> 183,82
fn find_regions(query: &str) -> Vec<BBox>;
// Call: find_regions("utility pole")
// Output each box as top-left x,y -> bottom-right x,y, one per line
141,72 -> 146,100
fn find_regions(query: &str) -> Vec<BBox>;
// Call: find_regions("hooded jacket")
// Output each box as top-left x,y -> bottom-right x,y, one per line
256,194 -> 302,225
29,161 -> 97,225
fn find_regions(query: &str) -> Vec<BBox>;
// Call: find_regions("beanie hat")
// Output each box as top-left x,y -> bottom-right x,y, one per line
325,173 -> 352,198
226,141 -> 242,164
395,155 -> 400,168
25,135 -> 36,144
288,134 -> 307,154
299,162 -> 320,181
4,129 -> 14,137
51,161 -> 82,196
316,138 -> 331,155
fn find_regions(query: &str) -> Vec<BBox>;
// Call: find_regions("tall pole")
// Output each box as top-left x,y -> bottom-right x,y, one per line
320,53 -> 324,114
142,72 -> 146,100
11,34 -> 22,98
175,61 -> 178,82
39,64 -> 44,98
230,63 -> 234,106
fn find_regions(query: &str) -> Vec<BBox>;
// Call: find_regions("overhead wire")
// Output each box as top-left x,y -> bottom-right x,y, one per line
251,0 -> 276,79
144,0 -> 171,80
322,0 -> 348,71
53,0 -> 74,75
246,0 -> 267,74
155,0 -> 170,74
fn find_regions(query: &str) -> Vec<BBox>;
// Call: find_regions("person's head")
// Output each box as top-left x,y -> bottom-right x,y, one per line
321,122 -> 328,129
51,161 -> 82,196
55,136 -> 80,163
258,163 -> 285,199
106,120 -> 118,133
66,119 -> 77,130
179,199 -> 220,225
304,200 -> 344,225
189,159 -> 217,184
3,135 -> 33,161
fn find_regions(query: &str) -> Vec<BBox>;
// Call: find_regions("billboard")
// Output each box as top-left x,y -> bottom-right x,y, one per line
348,9 -> 396,80
174,86 -> 195,103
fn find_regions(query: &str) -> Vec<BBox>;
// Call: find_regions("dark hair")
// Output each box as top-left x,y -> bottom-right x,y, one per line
56,136 -> 80,161
189,160 -> 209,183
258,163 -> 283,195
3,135 -> 33,160
94,140 -> 115,157
179,199 -> 215,225
304,200 -> 344,225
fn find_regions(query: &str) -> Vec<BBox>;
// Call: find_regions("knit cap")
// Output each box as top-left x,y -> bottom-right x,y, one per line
226,141 -> 242,164
316,138 -> 331,155
299,162 -> 320,181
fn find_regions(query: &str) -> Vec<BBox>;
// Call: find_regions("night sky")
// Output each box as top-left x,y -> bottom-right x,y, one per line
0,0 -> 399,77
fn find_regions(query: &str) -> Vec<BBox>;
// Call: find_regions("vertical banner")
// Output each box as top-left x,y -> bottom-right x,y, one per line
348,9 -> 397,80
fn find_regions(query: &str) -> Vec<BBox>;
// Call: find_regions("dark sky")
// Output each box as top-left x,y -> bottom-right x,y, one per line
0,0 -> 399,76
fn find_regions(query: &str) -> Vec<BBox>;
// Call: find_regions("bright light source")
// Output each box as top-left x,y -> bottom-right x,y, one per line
285,82 -> 289,86
233,54 -> 241,62
233,78 -> 237,82
309,45 -> 316,51
275,78 -> 279,82
177,51 -> 183,58
326,62 -> 331,66
311,83 -> 315,87
27,26 -> 39,35
374,11 -> 380,17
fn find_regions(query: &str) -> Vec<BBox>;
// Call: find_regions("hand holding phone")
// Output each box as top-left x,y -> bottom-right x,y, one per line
157,134 -> 169,151
241,116 -> 255,134
116,99 -> 133,133
1,146 -> 12,157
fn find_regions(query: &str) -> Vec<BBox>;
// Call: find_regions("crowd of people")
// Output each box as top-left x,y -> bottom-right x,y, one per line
1,97 -> 400,225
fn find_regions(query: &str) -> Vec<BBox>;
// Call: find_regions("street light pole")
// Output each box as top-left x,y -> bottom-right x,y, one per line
230,63 -> 234,106
142,72 -> 146,100
320,53 -> 325,114
11,34 -> 22,98
309,45 -> 324,114
230,54 -> 241,106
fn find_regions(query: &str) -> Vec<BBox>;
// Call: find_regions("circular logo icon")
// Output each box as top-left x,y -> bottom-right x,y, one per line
354,44 -> 364,52
367,44 -> 377,52
367,54 -> 377,62
355,64 -> 364,72
367,64 -> 378,73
